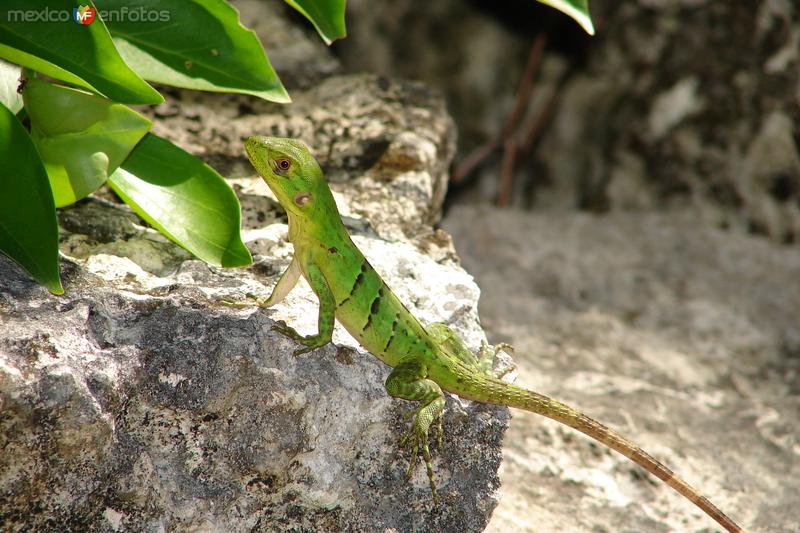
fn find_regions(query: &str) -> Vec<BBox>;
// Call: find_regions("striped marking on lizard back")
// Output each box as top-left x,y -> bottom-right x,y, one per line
383,319 -> 399,353
361,287 -> 384,333
337,262 -> 369,308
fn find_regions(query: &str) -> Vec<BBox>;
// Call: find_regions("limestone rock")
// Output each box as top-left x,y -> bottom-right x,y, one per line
0,233 -> 504,531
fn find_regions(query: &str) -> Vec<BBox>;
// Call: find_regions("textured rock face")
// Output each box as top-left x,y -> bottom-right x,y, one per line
444,206 -> 800,533
340,0 -> 800,244
531,2 -> 800,243
0,28 -> 500,532
0,239 -> 503,532
338,0 -> 545,154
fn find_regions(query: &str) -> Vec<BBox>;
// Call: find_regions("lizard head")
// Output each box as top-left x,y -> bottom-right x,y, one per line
245,136 -> 333,218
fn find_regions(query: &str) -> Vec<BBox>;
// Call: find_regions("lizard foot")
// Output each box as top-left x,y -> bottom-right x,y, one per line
478,341 -> 516,379
272,320 -> 331,356
217,293 -> 270,308
385,360 -> 447,504
398,397 -> 446,505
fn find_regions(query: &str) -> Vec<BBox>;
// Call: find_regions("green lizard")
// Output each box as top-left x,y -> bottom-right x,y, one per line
239,136 -> 743,533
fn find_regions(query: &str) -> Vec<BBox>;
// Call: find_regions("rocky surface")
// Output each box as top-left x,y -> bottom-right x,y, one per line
444,205 -> 800,533
532,1 -> 800,245
0,230 -> 504,532
338,0 -> 800,244
337,0 -> 552,154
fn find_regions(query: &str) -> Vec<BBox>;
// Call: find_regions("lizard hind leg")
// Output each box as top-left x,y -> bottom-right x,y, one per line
426,322 -> 482,369
385,358 -> 446,504
477,340 -> 516,379
427,322 -> 515,378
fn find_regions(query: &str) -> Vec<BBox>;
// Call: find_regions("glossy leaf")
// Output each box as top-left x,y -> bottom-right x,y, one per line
109,133 -> 251,268
98,0 -> 290,103
283,0 -> 347,45
538,0 -> 594,35
0,0 -> 163,104
23,78 -> 151,207
0,60 -> 23,114
0,103 -> 63,294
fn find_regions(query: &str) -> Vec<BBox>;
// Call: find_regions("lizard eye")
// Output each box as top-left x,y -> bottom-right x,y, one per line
275,158 -> 291,174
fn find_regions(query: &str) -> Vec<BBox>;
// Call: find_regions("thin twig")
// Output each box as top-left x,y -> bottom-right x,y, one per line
497,137 -> 517,207
451,34 -> 548,185
495,34 -> 548,204
503,33 -> 547,137
520,88 -> 560,154
451,138 -> 500,184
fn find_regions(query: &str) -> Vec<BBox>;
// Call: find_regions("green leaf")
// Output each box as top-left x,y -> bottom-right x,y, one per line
0,103 -> 63,294
283,0 -> 347,45
98,0 -> 290,103
0,0 -> 163,104
109,133 -> 251,268
0,60 -> 23,114
23,78 -> 152,207
537,0 -> 594,35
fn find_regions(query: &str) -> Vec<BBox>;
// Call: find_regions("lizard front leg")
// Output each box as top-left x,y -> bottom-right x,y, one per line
257,256 -> 301,307
272,263 -> 335,355
385,358 -> 446,504
219,257 -> 300,309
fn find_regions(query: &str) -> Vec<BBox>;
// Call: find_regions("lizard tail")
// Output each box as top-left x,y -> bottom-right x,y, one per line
461,379 -> 744,533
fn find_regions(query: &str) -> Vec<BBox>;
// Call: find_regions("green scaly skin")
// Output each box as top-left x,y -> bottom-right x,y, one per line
241,136 -> 743,533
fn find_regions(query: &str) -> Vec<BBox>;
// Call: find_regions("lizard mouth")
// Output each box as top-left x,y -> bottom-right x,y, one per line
244,136 -> 263,160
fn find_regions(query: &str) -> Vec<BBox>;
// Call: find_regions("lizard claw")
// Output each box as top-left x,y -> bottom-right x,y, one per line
272,320 -> 303,340
218,292 -> 263,308
291,343 -> 321,356
272,321 -> 331,356
397,399 -> 445,505
399,420 -> 437,502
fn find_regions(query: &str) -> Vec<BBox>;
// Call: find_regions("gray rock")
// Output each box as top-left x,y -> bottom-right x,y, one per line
0,234 -> 504,532
443,205 -> 800,533
338,0 -> 535,155
533,1 -> 800,243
